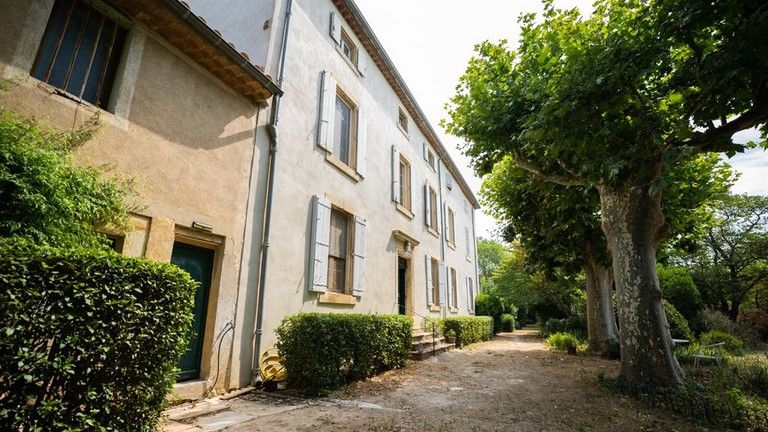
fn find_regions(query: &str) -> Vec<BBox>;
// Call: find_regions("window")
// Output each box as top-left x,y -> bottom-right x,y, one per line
447,207 -> 456,245
328,208 -> 352,293
106,234 -> 124,253
398,156 -> 411,210
398,108 -> 409,134
450,267 -> 458,308
32,0 -> 128,109
431,257 -> 440,306
429,186 -> 438,230
427,150 -> 436,170
333,92 -> 356,167
340,30 -> 358,66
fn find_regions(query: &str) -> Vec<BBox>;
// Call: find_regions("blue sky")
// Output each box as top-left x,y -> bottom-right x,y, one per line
355,0 -> 768,238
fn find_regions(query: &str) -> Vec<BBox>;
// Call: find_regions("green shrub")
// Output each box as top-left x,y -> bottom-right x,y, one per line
722,355 -> 768,399
539,315 -> 587,340
700,330 -> 745,356
546,332 -> 584,354
500,313 -> 516,332
475,292 -> 504,332
663,300 -> 693,341
275,313 -> 412,395
658,265 -> 704,328
0,239 -> 196,431
436,316 -> 494,347
703,309 -> 762,348
738,309 -> 768,341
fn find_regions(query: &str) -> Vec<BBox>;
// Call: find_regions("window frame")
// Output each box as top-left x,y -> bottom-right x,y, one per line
428,185 -> 439,233
430,257 -> 440,306
447,207 -> 456,247
426,149 -> 436,171
397,108 -> 409,135
398,155 -> 412,211
339,29 -> 358,67
331,87 -> 358,170
450,267 -> 458,309
327,206 -> 355,294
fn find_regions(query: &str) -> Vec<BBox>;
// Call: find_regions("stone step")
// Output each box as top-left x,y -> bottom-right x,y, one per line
409,342 -> 454,361
411,331 -> 438,343
411,338 -> 446,352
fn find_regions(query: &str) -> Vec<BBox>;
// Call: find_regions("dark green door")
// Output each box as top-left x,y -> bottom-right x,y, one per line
171,242 -> 215,382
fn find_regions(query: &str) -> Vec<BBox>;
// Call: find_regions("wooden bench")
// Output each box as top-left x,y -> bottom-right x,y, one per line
693,342 -> 726,369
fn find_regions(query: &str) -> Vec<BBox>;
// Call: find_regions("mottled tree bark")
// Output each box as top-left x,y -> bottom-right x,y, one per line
584,245 -> 619,355
599,182 -> 685,387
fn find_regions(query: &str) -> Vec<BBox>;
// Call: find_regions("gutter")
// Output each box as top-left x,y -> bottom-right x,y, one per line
437,162 -> 447,318
157,0 -> 282,96
252,0 -> 293,385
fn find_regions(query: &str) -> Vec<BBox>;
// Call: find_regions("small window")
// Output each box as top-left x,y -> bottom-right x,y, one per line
340,30 -> 358,66
427,149 -> 436,171
398,108 -> 409,134
431,257 -> 440,306
447,208 -> 456,245
398,156 -> 411,211
450,267 -> 458,308
328,208 -> 352,293
32,0 -> 128,109
333,91 -> 357,167
105,234 -> 124,253
429,186 -> 438,230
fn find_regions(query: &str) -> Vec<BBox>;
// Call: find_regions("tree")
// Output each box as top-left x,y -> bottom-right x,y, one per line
445,0 -> 767,386
693,194 -> 768,320
476,237 -> 510,290
0,106 -> 130,248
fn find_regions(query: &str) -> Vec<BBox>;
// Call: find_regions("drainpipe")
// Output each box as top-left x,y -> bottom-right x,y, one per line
252,0 -> 293,385
437,160 -> 447,318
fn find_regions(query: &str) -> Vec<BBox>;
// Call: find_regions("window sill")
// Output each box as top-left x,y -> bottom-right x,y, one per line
450,307 -> 459,314
429,304 -> 441,312
447,241 -> 456,250
325,153 -> 362,182
427,227 -> 439,238
319,291 -> 357,305
334,43 -> 363,77
396,203 -> 414,219
397,123 -> 410,140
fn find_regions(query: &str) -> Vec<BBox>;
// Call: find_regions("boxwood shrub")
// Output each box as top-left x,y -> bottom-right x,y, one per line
501,313 -> 516,332
434,316 -> 494,348
0,239 -> 197,431
275,313 -> 412,395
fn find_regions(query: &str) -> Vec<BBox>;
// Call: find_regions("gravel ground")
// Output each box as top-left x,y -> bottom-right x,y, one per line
226,328 -> 711,432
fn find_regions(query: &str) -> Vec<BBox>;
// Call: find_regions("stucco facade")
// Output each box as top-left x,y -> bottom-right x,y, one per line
0,0 -> 277,399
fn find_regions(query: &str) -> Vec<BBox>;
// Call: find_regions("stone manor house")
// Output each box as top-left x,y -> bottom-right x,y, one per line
0,0 -> 480,399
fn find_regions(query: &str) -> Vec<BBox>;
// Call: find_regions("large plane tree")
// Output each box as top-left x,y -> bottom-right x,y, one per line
445,0 -> 767,386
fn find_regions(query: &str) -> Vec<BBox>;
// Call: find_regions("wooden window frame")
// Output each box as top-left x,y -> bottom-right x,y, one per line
397,108 -> 409,135
398,155 -> 412,211
331,88 -> 358,170
450,267 -> 458,309
428,186 -> 439,233
447,207 -> 456,246
327,207 -> 355,294
339,29 -> 358,67
426,148 -> 436,171
430,257 -> 440,306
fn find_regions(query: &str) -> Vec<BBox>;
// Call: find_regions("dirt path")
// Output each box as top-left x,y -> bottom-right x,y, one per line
222,328 -> 709,432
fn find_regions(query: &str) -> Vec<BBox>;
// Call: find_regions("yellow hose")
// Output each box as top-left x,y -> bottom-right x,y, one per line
259,347 -> 286,382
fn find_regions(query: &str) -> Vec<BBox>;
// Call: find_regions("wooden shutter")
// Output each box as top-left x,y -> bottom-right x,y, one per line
329,11 -> 341,44
424,184 -> 431,227
358,51 -> 367,76
438,261 -> 447,307
352,215 -> 366,296
465,226 -> 471,261
443,203 -> 449,240
466,276 -> 472,312
317,71 -> 336,151
391,146 -> 400,203
425,255 -> 433,306
445,266 -> 452,309
422,142 -> 428,162
309,195 -> 332,293
356,110 -> 367,177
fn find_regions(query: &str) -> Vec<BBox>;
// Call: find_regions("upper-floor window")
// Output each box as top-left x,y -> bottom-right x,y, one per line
398,156 -> 412,211
32,0 -> 128,109
447,207 -> 456,246
340,30 -> 358,67
333,91 -> 357,168
425,185 -> 439,232
398,108 -> 409,134
426,147 -> 436,171
317,72 -> 367,179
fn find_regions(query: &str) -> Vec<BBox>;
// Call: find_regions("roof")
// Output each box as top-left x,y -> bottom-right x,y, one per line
110,0 -> 281,106
331,0 -> 480,209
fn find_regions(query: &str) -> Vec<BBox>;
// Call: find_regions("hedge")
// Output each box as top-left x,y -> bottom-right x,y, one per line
501,313 -> 516,332
275,313 -> 412,395
539,315 -> 587,340
433,316 -> 494,348
0,239 -> 197,431
663,300 -> 693,341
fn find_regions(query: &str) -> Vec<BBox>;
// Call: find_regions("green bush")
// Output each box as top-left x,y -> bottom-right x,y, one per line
703,309 -> 762,348
700,330 -> 745,356
546,332 -> 584,354
0,239 -> 196,431
663,300 -> 693,341
500,313 -> 516,332
275,313 -> 412,395
539,315 -> 587,340
658,265 -> 704,329
475,292 -> 504,332
436,316 -> 494,347
722,355 -> 768,399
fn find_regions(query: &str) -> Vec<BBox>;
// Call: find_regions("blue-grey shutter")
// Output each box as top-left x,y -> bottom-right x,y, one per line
356,110 -> 367,177
352,215 -> 366,296
439,261 -> 447,307
391,146 -> 400,203
317,71 -> 336,151
424,184 -> 431,227
445,267 -> 452,309
357,51 -> 367,76
329,11 -> 341,44
309,195 -> 331,293
425,255 -> 433,306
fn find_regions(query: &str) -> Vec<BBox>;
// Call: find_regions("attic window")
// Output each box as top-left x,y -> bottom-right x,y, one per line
398,108 -> 409,134
340,30 -> 358,67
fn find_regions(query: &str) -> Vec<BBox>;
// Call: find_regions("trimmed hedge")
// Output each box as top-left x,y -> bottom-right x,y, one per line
275,313 -> 412,395
539,315 -> 587,340
475,292 -> 504,333
0,239 -> 197,431
546,332 -> 583,354
501,313 -> 516,332
435,316 -> 494,348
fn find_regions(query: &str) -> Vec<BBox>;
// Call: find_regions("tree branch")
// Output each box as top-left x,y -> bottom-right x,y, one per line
513,150 -> 585,187
683,106 -> 768,152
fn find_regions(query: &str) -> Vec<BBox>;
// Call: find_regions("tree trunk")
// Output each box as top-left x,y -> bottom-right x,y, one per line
728,301 -> 741,321
584,246 -> 619,355
599,183 -> 685,387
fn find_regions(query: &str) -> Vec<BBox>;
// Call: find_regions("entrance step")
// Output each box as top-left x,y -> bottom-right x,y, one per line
410,330 -> 453,360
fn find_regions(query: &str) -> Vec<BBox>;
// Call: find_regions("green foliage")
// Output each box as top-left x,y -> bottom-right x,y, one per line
722,355 -> 768,400
0,107 -> 131,248
434,316 -> 494,348
738,309 -> 768,341
0,239 -> 196,431
475,291 -> 504,333
539,316 -> 587,341
663,300 -> 693,341
702,309 -> 763,349
275,313 -> 412,395
700,330 -> 745,356
546,332 -> 585,355
500,314 -> 516,332
658,265 -> 704,328
476,237 -> 509,284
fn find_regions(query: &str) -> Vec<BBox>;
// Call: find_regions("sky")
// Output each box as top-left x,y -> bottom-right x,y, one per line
354,0 -> 768,239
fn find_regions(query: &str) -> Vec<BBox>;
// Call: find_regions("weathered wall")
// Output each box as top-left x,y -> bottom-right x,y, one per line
0,0 -> 269,397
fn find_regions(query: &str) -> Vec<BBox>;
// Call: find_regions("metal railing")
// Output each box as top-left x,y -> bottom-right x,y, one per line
394,303 -> 442,360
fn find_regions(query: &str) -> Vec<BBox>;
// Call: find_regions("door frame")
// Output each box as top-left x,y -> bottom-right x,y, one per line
396,253 -> 414,318
173,226 -> 225,382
